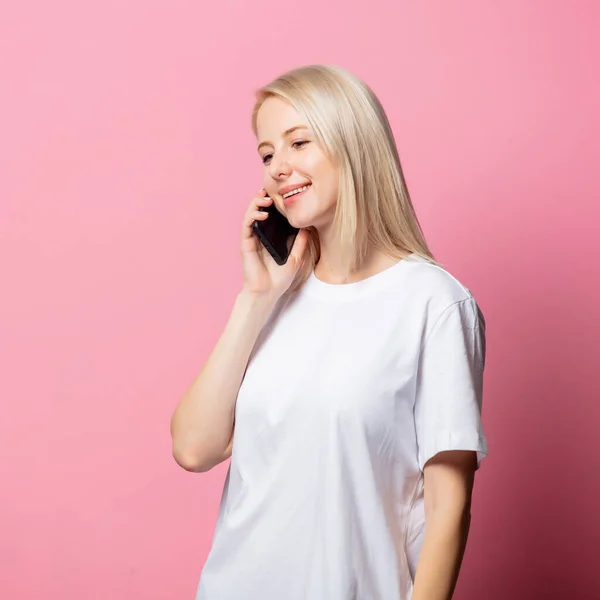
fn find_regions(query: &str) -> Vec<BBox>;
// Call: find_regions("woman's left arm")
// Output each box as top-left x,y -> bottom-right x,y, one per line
411,450 -> 477,600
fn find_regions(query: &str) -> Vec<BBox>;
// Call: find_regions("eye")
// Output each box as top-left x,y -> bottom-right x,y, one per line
261,141 -> 309,165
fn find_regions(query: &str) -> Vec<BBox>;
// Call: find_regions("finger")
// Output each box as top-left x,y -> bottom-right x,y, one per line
251,210 -> 269,220
241,209 -> 269,243
255,195 -> 273,206
241,191 -> 271,243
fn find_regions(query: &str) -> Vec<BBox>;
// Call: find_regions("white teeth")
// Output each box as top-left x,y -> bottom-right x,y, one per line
282,184 -> 311,199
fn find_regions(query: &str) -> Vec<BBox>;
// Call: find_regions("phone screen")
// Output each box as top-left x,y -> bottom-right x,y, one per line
252,198 -> 300,265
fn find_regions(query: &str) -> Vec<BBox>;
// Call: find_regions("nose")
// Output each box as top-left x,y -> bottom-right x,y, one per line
268,149 -> 293,180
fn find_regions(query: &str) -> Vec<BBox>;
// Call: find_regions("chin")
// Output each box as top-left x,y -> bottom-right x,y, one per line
289,205 -> 332,231
285,208 -> 317,229
287,216 -> 311,230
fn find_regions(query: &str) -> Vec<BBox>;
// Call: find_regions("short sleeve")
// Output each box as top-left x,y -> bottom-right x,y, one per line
414,297 -> 488,472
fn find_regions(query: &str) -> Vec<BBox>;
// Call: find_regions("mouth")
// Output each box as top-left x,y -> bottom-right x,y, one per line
283,183 -> 311,206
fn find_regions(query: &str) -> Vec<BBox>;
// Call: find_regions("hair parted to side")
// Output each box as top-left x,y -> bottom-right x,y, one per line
251,64 -> 442,293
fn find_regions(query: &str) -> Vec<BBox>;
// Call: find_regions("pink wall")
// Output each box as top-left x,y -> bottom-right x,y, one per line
1,1 -> 598,598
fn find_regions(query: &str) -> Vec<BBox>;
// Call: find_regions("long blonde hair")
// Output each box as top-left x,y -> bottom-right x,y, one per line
251,64 -> 442,293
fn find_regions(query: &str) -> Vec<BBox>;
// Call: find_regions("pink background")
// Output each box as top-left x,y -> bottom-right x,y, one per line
1,1 -> 598,598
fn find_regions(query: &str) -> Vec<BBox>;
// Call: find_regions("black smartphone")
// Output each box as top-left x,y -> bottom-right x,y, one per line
252,197 -> 300,265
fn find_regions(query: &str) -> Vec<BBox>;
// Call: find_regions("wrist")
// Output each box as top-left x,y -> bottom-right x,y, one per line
237,288 -> 279,313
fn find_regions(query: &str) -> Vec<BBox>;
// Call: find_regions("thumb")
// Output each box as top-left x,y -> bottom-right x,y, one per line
287,228 -> 310,268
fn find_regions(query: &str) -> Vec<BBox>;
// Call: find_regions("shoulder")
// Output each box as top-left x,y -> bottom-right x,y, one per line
403,254 -> 475,304
402,255 -> 485,333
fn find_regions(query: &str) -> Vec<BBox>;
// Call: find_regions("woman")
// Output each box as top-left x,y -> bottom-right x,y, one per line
171,64 -> 489,600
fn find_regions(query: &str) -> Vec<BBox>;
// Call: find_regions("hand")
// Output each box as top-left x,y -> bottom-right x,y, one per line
239,189 -> 309,299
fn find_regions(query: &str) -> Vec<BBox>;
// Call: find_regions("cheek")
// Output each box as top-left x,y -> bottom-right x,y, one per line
263,178 -> 276,196
318,164 -> 338,197
310,156 -> 334,184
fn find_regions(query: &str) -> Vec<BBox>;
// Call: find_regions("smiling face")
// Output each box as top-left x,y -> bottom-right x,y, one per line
256,96 -> 339,230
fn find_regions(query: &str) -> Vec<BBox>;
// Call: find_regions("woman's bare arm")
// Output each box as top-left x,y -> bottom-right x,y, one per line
170,290 -> 277,472
411,450 -> 476,600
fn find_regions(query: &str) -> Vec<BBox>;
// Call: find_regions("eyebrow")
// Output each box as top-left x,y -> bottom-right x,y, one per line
257,126 -> 308,153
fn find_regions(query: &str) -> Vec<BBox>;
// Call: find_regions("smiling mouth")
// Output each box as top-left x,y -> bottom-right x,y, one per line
283,184 -> 311,206
282,184 -> 311,199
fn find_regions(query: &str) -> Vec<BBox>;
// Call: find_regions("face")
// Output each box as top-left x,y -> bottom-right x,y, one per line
256,96 -> 338,230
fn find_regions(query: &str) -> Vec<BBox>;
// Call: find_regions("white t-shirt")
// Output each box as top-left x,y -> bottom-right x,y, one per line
196,253 -> 488,600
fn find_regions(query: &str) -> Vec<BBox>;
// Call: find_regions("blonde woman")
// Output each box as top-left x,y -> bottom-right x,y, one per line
171,64 -> 489,600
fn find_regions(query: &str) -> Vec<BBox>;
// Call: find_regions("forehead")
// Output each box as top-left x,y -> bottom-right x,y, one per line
256,96 -> 306,139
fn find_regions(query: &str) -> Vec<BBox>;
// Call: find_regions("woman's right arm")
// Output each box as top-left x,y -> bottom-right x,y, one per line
170,290 -> 277,472
170,189 -> 309,473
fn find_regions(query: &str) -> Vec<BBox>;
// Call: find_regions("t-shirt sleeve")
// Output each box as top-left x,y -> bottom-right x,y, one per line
414,297 -> 489,472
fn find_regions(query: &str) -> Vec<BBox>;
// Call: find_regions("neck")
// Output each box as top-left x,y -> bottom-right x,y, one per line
314,229 -> 398,284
